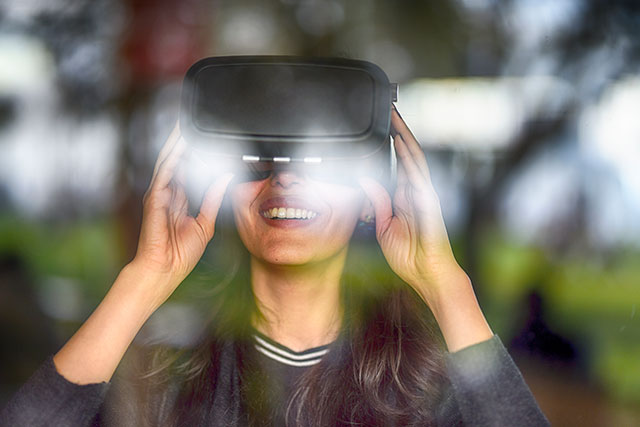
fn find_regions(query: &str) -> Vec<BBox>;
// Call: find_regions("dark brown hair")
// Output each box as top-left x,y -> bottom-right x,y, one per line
134,198 -> 448,426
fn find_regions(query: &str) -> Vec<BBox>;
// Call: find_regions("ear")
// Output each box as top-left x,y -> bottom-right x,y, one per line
359,197 -> 375,222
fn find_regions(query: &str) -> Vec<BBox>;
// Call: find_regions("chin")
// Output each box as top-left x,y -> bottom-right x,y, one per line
256,241 -> 345,267
258,248 -> 317,266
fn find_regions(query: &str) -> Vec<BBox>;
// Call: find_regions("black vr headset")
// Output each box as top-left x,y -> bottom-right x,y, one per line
180,56 -> 397,186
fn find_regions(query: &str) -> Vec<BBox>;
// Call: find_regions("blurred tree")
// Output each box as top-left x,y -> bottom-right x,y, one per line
30,0 -> 124,115
462,0 -> 640,283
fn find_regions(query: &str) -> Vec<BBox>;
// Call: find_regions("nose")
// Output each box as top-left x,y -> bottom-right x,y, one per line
270,168 -> 305,188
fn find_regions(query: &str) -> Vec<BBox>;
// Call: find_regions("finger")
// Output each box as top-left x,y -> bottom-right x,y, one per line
169,176 -> 189,218
392,133 -> 430,185
393,160 -> 410,208
152,122 -> 181,179
358,176 -> 393,238
394,133 -> 430,190
171,152 -> 192,193
195,173 -> 235,241
151,136 -> 187,191
164,156 -> 190,220
396,154 -> 408,188
391,106 -> 420,154
391,107 -> 431,178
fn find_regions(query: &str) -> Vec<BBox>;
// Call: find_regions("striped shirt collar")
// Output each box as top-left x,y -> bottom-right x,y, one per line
252,330 -> 331,367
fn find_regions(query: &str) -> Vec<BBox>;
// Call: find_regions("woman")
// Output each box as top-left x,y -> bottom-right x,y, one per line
0,108 -> 548,426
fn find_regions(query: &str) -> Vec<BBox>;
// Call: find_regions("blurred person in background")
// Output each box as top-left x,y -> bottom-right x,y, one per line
0,97 -> 548,425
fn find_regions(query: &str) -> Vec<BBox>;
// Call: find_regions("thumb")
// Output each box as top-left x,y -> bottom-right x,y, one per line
195,173 -> 234,241
358,176 -> 393,237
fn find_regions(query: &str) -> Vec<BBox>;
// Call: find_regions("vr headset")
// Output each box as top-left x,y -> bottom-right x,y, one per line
180,56 -> 397,186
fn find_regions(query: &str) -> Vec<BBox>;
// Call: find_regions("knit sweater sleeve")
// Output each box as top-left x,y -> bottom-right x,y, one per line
0,356 -> 109,427
443,335 -> 549,426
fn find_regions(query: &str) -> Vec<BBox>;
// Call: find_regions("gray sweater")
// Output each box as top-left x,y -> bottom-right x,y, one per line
0,336 -> 549,426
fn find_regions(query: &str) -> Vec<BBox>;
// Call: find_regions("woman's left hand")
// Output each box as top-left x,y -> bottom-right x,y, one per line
360,108 -> 493,351
359,108 -> 465,303
360,107 -> 493,350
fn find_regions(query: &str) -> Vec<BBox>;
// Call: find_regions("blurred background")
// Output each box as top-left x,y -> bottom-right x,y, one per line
1,0 -> 639,424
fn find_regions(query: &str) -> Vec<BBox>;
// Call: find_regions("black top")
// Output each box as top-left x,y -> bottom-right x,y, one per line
0,335 -> 549,426
251,330 -> 332,426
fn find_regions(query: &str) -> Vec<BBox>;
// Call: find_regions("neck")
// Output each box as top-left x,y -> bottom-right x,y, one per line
250,248 -> 347,352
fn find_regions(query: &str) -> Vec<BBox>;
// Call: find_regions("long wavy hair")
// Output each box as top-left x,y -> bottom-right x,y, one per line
128,192 -> 449,426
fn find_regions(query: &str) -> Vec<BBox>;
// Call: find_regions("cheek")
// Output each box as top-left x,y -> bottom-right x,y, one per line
321,185 -> 365,233
324,184 -> 364,213
229,181 -> 261,210
229,181 -> 261,240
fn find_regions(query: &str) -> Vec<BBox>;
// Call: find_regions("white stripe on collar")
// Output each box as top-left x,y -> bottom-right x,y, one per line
254,345 -> 324,367
253,335 -> 329,361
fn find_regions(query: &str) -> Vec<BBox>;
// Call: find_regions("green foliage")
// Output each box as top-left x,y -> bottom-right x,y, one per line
543,254 -> 640,404
476,230 -> 548,339
0,215 -> 121,302
475,228 -> 640,404
593,338 -> 640,404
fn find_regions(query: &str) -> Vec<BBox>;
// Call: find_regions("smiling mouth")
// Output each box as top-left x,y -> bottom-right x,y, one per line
261,207 -> 318,220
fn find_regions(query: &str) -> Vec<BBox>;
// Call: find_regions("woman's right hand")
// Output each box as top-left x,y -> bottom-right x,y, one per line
52,124 -> 233,385
130,123 -> 234,307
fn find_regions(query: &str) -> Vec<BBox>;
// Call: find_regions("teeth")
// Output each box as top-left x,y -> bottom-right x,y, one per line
262,207 -> 317,219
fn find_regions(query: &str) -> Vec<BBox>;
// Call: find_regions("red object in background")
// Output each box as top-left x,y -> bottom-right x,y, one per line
120,0 -> 211,85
